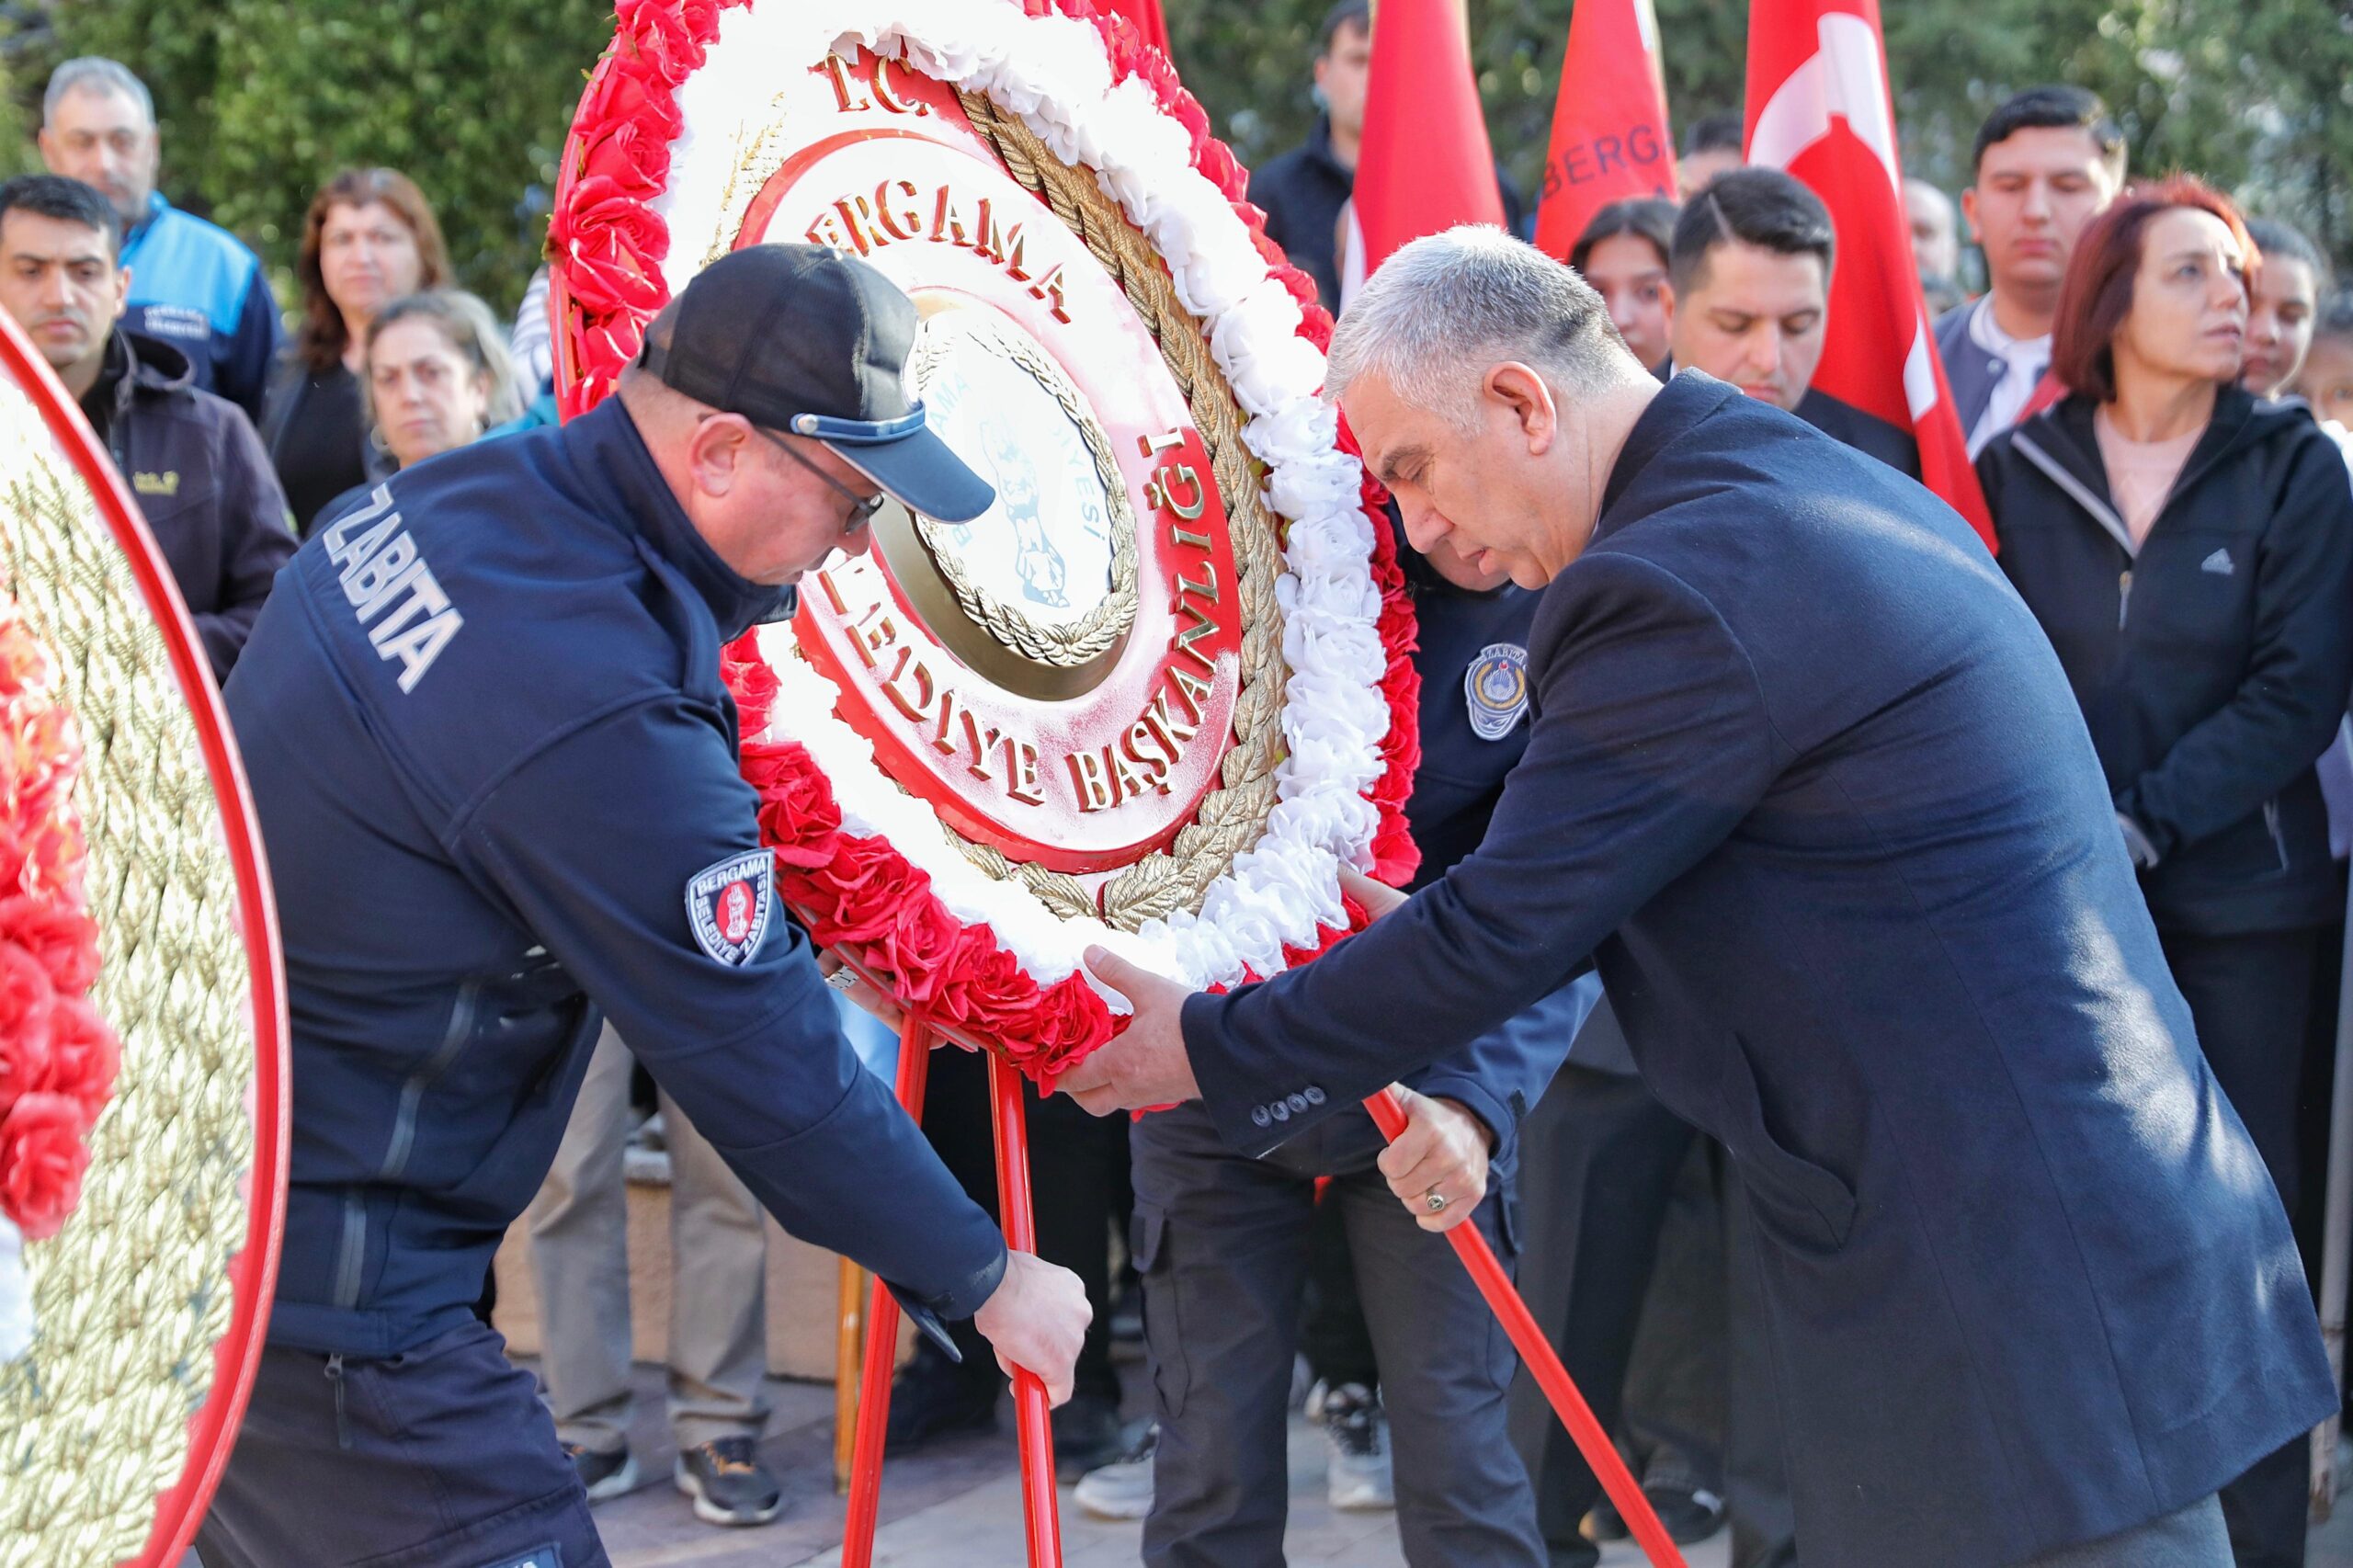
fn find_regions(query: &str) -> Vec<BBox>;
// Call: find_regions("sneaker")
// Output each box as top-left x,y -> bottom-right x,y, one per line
674,1437 -> 785,1527
884,1341 -> 998,1453
623,1112 -> 672,1186
1074,1423 -> 1158,1520
1052,1393 -> 1131,1483
1584,1484 -> 1724,1547
1644,1482 -> 1725,1543
563,1442 -> 640,1504
1319,1382 -> 1393,1512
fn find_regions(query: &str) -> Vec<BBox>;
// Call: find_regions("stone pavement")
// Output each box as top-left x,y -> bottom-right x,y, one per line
550,1358 -> 2353,1568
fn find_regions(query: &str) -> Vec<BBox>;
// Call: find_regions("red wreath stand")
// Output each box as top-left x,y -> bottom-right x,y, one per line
827,1011 -> 1691,1568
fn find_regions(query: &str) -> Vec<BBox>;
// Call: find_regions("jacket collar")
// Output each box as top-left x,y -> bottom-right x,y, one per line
2011,385 -> 2265,558
124,190 -> 170,251
79,329 -> 193,434
562,400 -> 797,642
1596,369 -> 1742,538
1302,115 -> 1352,183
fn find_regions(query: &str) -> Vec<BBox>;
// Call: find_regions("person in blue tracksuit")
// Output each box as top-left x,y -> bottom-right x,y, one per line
1123,511 -> 1598,1568
39,59 -> 282,422
195,245 -> 1089,1568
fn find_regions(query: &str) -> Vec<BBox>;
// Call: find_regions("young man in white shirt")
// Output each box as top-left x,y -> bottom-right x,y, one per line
1934,85 -> 2126,457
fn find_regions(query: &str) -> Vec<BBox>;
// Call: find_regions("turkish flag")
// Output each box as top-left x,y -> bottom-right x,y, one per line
1340,0 -> 1506,304
1531,0 -> 1677,259
1744,0 -> 1995,549
1097,0 -> 1173,61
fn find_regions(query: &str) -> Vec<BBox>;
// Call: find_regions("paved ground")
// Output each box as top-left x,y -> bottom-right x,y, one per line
560,1357 -> 2353,1567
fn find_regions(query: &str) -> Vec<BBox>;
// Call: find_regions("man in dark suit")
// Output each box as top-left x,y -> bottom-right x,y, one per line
1065,225 -> 2332,1568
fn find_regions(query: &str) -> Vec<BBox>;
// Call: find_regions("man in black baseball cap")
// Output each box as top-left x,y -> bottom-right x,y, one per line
640,243 -> 995,528
200,246 -> 1074,1568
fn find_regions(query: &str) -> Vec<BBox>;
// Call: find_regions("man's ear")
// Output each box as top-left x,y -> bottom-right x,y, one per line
1485,361 -> 1559,454
686,413 -> 751,499
1960,187 -> 1983,246
110,264 -> 131,324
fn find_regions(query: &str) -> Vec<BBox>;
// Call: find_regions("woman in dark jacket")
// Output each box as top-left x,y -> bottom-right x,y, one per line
260,168 -> 450,535
1977,175 -> 2353,1568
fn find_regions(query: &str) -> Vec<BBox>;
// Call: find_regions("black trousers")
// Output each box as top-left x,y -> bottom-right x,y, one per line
1131,1101 -> 1543,1568
914,1040 -> 1129,1405
196,1320 -> 608,1568
1508,1058 -> 1797,1568
2159,924 -> 2325,1568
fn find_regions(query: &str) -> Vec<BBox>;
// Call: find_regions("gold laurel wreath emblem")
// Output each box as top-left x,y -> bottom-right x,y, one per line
0,381 -> 257,1567
952,91 -> 1289,933
698,64 -> 1290,933
903,317 -> 1141,669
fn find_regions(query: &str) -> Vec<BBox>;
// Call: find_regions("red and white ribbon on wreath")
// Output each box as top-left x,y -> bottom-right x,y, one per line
553,0 -> 1421,1085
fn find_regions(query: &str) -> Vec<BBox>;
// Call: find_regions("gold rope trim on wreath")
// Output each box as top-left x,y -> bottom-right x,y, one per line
904,314 -> 1142,669
0,381 -> 257,1567
688,60 -> 1289,933
951,89 -> 1287,933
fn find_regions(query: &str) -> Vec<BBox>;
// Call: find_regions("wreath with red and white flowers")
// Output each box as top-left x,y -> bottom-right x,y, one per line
552,0 -> 1419,1086
0,600 -> 119,1361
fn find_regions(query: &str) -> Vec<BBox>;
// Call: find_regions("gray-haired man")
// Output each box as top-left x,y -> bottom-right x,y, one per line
39,57 -> 281,420
1066,226 -> 2331,1568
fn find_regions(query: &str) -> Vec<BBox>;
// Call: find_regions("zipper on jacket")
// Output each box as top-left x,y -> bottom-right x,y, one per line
2118,569 -> 2133,630
376,980 -> 484,1184
324,1354 -> 354,1449
329,1187 -> 369,1309
328,980 -> 484,1314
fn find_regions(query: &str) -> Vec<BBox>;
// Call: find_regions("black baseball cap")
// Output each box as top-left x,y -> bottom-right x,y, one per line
637,244 -> 995,523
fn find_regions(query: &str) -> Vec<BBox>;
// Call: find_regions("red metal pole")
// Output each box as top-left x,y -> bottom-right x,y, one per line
1362,1087 -> 1688,1568
988,1051 -> 1066,1568
841,1020 -> 935,1568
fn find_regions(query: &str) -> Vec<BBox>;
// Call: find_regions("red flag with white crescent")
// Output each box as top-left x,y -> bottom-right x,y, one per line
1531,0 -> 1677,260
1340,0 -> 1506,305
1744,0 -> 1995,550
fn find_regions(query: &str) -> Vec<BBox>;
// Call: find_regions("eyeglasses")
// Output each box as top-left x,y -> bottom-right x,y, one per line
752,425 -> 886,532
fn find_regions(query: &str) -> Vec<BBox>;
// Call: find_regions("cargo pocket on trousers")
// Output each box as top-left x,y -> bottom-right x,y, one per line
1131,1204 -> 1189,1419
1716,1033 -> 1856,1256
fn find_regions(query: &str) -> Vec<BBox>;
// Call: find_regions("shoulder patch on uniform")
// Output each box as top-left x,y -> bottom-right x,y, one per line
686,850 -> 776,967
1464,642 -> 1530,741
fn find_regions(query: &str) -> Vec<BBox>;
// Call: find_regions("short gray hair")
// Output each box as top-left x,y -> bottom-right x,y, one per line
43,58 -> 153,127
1324,225 -> 1625,432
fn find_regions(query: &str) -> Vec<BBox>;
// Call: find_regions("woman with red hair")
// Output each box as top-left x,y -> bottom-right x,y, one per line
1976,176 -> 2353,1568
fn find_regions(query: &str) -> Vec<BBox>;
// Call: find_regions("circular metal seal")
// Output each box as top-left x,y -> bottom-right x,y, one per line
903,309 -> 1139,676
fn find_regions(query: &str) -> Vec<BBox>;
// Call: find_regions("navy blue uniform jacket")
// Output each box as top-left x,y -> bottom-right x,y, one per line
1182,372 -> 2333,1567
225,399 -> 1006,1358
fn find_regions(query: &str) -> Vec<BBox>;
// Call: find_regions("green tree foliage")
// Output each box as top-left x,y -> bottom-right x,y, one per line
6,0 -> 2352,324
9,0 -> 618,317
1174,0 -> 2353,270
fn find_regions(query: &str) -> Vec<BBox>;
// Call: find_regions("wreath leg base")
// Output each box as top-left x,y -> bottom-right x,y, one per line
839,1028 -> 1067,1567
987,1050 -> 1066,1567
842,1023 -> 936,1566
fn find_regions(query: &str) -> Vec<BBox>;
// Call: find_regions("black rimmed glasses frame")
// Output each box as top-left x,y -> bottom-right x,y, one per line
748,424 -> 887,533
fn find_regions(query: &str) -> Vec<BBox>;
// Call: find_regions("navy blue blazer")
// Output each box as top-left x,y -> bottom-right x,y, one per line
1183,371 -> 2333,1567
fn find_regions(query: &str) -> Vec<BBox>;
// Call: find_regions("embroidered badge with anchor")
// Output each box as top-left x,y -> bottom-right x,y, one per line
1464,642 -> 1531,741
686,850 -> 775,966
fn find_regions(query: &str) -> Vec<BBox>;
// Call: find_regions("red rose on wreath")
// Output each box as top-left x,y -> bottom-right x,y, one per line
0,944 -> 53,1068
881,894 -> 964,1008
808,836 -> 915,950
41,998 -> 119,1127
0,895 -> 98,994
0,1092 -> 91,1242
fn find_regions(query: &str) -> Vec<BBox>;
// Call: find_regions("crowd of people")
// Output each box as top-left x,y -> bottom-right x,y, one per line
6,8 -> 2352,1567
